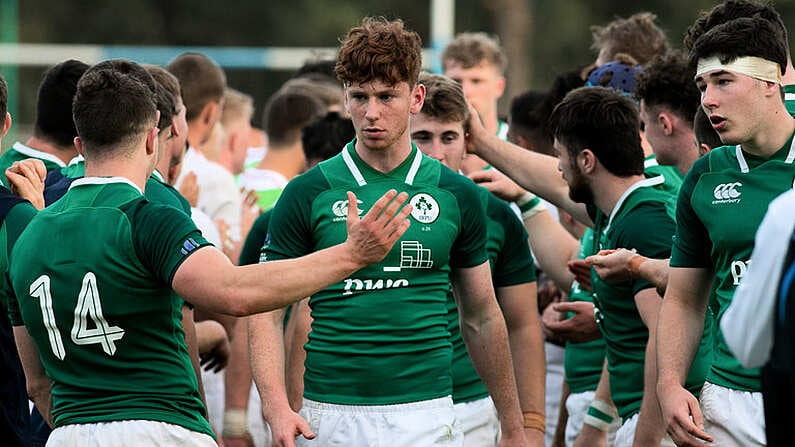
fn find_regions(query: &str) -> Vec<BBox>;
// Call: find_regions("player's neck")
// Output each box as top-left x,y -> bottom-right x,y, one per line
594,173 -> 647,218
257,142 -> 305,180
83,154 -> 150,193
743,110 -> 795,157
674,132 -> 700,176
355,137 -> 413,174
25,136 -> 76,164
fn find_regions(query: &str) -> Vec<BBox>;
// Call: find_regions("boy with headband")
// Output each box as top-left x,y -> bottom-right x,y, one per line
656,16 -> 795,447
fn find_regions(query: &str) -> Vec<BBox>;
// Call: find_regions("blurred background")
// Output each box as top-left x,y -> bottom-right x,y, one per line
2,0 -> 794,151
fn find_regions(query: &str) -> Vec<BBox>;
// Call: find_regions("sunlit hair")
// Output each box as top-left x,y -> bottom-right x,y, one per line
336,17 -> 422,87
418,73 -> 469,127
441,32 -> 507,73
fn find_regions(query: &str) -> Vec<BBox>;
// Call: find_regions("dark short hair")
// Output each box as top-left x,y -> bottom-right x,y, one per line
549,86 -> 644,177
635,51 -> 700,125
689,16 -> 787,76
684,0 -> 788,52
336,17 -> 422,87
302,111 -> 354,164
263,89 -> 326,147
694,106 -> 724,150
73,60 -> 157,157
144,65 -> 178,133
418,73 -> 469,125
34,59 -> 89,147
508,90 -> 554,154
167,53 -> 226,121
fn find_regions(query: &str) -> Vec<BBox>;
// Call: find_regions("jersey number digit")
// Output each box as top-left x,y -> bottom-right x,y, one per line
30,273 -> 126,359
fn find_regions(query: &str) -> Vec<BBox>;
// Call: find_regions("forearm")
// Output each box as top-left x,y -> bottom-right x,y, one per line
524,211 -> 579,292
14,326 -> 53,427
248,309 -> 291,418
182,307 -> 209,415
176,244 -> 366,317
656,294 -> 706,388
634,326 -> 665,446
634,257 -> 670,295
506,316 -> 545,416
461,306 -> 524,436
225,320 -> 253,410
284,299 -> 311,411
470,132 -> 588,222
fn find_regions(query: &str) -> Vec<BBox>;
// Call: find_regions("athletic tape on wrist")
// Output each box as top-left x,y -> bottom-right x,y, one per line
222,409 -> 248,437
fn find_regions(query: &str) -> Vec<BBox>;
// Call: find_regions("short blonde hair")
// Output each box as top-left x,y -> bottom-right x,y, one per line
221,88 -> 254,127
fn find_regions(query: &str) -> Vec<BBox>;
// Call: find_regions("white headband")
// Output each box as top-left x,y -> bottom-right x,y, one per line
696,56 -> 782,84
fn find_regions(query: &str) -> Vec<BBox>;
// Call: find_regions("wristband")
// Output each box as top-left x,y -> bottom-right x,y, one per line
519,196 -> 547,221
522,411 -> 545,432
583,399 -> 617,432
628,255 -> 647,279
222,409 -> 249,437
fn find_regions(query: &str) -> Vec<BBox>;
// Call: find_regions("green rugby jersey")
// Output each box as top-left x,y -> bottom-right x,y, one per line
591,176 -> 712,420
7,177 -> 214,436
448,186 -> 536,403
0,142 -> 67,186
671,136 -> 795,391
264,141 -> 488,405
563,228 -> 606,394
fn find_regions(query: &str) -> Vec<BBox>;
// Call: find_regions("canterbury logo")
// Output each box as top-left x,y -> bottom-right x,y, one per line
712,182 -> 742,204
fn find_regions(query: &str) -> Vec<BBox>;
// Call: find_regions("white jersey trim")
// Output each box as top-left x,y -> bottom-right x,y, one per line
343,144 -> 423,186
605,175 -> 665,233
736,135 -> 795,173
12,142 -> 67,167
342,146 -> 367,186
69,176 -> 143,195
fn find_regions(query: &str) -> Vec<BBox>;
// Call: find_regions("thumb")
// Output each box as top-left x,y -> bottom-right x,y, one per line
346,191 -> 359,226
296,417 -> 316,440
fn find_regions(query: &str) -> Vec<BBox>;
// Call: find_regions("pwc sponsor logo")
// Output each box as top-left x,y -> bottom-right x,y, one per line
712,182 -> 742,205
730,259 -> 750,286
342,278 -> 410,296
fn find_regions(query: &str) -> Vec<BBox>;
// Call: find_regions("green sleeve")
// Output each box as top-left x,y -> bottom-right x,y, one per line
670,156 -> 712,268
240,210 -> 271,266
440,170 -> 488,268
612,203 -> 675,295
488,195 -> 536,287
127,201 -> 212,285
264,168 -> 328,262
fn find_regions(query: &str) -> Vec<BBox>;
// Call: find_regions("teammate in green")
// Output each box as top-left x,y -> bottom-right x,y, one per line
0,60 -> 89,187
411,73 -> 546,446
8,59 -> 411,446
657,16 -> 795,447
249,17 -> 526,447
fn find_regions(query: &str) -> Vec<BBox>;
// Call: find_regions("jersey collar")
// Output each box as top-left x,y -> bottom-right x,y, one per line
341,140 -> 423,186
736,132 -> 795,173
12,142 -> 67,167
69,176 -> 143,195
606,175 -> 665,231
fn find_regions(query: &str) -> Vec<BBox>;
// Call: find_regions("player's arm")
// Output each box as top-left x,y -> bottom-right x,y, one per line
13,326 -> 53,427
573,360 -> 611,447
656,266 -> 714,446
586,249 -> 670,296
632,288 -> 666,446
465,105 -> 590,225
284,299 -> 311,411
523,209 -> 580,292
451,262 -> 525,446
173,190 -> 411,316
249,306 -> 314,447
497,281 -> 546,445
